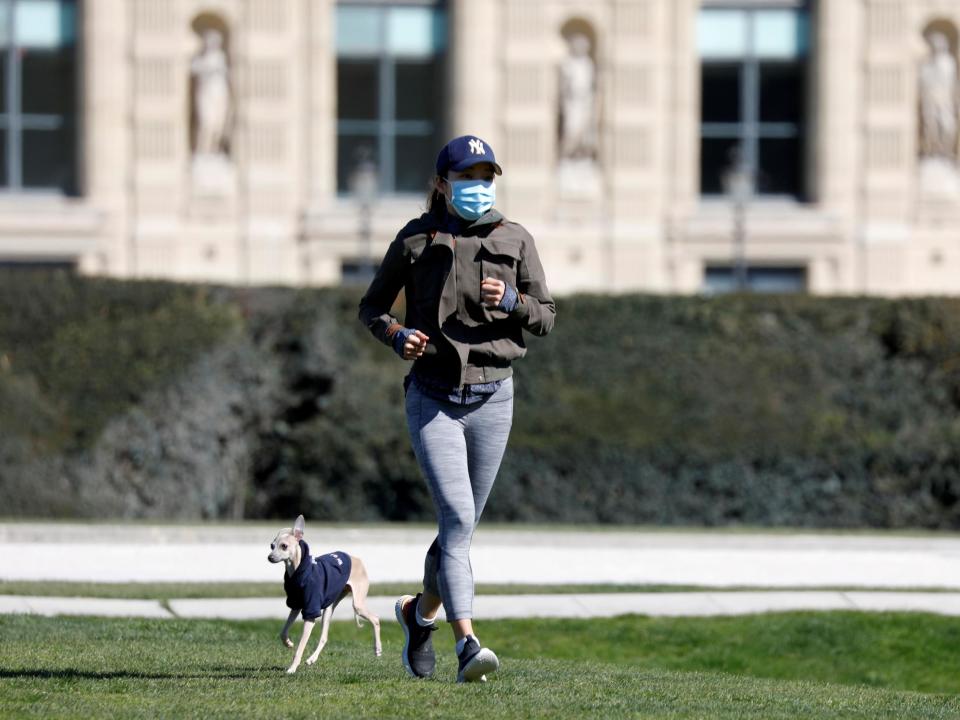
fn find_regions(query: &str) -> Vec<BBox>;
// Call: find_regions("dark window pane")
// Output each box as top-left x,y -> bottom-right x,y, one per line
757,137 -> 802,196
703,267 -> 738,294
705,266 -> 806,294
337,60 -> 379,121
337,134 -> 378,194
701,64 -> 741,123
0,260 -> 76,270
759,63 -> 803,123
395,60 -> 439,121
394,133 -> 435,193
700,137 -> 741,195
22,47 -> 75,115
0,53 -> 6,113
0,129 -> 6,187
749,267 -> 806,293
23,125 -> 74,192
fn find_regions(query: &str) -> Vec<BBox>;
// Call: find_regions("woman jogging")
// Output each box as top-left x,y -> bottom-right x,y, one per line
358,135 -> 555,683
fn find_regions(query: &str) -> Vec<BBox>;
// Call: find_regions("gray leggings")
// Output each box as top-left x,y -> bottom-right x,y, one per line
404,376 -> 514,620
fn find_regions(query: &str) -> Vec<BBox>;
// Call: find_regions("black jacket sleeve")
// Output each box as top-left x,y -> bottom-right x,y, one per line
358,237 -> 409,348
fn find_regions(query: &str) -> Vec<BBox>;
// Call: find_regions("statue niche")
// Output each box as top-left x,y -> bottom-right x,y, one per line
559,31 -> 598,161
189,16 -> 235,196
918,24 -> 960,196
557,22 -> 600,198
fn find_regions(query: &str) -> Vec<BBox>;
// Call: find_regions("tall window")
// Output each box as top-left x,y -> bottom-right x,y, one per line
336,1 -> 446,195
0,0 -> 78,194
698,3 -> 809,198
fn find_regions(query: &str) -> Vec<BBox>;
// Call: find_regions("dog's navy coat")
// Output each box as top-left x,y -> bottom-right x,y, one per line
284,540 -> 352,621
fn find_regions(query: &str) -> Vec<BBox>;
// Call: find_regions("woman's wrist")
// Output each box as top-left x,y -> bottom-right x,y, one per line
499,285 -> 519,313
392,327 -> 415,357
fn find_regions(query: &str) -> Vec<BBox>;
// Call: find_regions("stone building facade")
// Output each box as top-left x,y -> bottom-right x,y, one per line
4,0 -> 960,295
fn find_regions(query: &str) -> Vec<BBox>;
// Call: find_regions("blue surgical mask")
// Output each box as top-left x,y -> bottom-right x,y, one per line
448,179 -> 496,220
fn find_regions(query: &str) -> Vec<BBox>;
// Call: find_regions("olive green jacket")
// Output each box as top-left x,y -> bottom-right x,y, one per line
358,208 -> 556,389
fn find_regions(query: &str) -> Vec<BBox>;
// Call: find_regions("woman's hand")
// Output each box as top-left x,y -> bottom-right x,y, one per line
481,277 -> 506,307
402,329 -> 431,361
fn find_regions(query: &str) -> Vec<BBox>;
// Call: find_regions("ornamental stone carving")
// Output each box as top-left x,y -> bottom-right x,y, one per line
191,27 -> 232,158
559,32 -> 598,162
919,31 -> 959,161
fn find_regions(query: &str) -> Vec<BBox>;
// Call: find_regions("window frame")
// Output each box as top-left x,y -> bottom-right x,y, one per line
0,0 -> 79,195
335,0 -> 446,197
699,3 -> 810,201
702,264 -> 808,294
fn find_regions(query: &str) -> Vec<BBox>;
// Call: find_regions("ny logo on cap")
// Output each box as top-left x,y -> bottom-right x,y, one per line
468,138 -> 485,155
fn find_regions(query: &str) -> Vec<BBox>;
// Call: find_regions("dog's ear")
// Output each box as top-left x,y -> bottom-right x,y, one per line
293,515 -> 305,540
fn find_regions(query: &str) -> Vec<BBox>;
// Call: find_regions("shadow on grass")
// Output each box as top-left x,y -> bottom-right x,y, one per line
0,668 -> 273,681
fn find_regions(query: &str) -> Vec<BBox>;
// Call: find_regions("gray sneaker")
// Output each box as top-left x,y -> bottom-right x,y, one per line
396,594 -> 436,678
456,636 -> 499,683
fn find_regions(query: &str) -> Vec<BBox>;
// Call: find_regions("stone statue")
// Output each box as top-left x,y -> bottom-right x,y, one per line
191,28 -> 231,157
559,32 -> 598,161
919,31 -> 959,160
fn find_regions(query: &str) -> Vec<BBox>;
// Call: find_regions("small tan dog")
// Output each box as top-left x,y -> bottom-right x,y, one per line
267,514 -> 382,673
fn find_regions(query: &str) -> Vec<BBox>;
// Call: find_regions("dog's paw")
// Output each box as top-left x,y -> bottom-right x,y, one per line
306,657 -> 316,666
281,637 -> 294,649
285,665 -> 298,675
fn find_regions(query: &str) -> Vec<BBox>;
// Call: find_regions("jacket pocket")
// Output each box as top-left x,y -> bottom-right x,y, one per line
407,237 -> 448,317
479,237 -> 521,286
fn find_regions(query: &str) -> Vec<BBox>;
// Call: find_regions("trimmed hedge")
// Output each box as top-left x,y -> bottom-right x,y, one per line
2,270 -> 960,527
0,271 -> 240,452
501,295 -> 960,527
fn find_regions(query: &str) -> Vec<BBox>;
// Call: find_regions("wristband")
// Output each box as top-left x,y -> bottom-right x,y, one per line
499,285 -> 519,313
393,327 -> 415,357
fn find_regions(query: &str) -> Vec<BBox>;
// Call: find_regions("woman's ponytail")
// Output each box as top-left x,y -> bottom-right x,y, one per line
425,175 -> 446,215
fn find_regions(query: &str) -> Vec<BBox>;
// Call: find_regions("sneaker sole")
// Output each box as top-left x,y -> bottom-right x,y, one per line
457,648 -> 499,683
395,595 -> 420,679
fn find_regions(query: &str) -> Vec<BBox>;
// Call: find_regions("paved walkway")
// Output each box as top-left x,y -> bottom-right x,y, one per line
2,523 -> 959,588
3,591 -> 960,621
3,523 -> 959,620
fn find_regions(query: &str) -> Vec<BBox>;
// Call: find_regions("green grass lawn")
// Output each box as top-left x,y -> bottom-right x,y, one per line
0,613 -> 957,719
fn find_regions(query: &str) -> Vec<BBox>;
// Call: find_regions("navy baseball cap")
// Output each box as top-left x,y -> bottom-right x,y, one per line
435,135 -> 503,177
